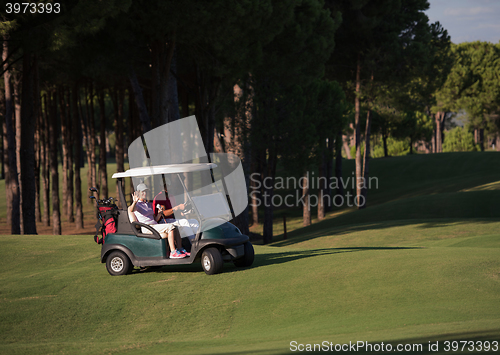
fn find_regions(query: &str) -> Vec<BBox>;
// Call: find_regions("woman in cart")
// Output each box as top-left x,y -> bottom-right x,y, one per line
128,183 -> 190,259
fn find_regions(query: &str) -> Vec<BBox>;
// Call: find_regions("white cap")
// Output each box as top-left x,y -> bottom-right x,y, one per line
136,183 -> 149,192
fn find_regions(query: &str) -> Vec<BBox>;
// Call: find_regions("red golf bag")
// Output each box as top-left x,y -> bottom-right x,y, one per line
94,204 -> 118,244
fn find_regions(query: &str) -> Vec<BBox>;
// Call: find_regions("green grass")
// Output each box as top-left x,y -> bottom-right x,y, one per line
1,152 -> 500,354
0,223 -> 499,354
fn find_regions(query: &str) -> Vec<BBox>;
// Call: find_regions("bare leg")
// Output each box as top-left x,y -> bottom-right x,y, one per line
161,231 -> 176,253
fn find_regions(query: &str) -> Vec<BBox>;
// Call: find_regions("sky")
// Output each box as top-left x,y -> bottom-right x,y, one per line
425,0 -> 500,44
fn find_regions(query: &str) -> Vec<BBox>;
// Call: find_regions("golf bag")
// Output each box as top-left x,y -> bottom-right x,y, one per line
94,204 -> 118,244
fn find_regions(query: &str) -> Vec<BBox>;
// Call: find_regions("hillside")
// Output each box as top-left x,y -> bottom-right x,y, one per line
0,152 -> 499,354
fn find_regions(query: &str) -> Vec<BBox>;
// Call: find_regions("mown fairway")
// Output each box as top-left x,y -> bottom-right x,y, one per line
1,152 -> 499,354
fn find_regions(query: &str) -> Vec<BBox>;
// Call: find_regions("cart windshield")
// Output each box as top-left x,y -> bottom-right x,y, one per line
123,116 -> 248,238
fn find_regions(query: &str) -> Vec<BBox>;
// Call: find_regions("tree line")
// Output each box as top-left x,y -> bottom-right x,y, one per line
1,1 -> 499,242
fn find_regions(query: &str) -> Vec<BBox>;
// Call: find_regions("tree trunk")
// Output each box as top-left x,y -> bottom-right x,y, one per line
113,87 -> 125,207
128,67 -> 152,133
2,86 -> 10,224
2,35 -> 20,234
324,137 -> 333,213
354,55 -> 362,205
41,94 -> 50,226
34,58 -> 41,223
83,84 -> 91,201
478,128 -> 484,151
151,40 -> 161,128
20,52 -> 37,234
218,84 -> 250,235
98,88 -> 108,200
206,93 -> 217,154
167,48 -> 180,123
317,155 -> 325,220
66,87 -> 74,223
76,89 -> 89,205
193,66 -> 220,154
13,74 -> 23,233
180,83 -> 193,200
435,112 -> 445,153
49,90 -> 61,235
250,151 -> 260,226
84,82 -> 97,200
72,85 -> 84,229
262,146 -> 277,244
342,134 -> 352,159
194,65 -> 207,147
382,127 -> 388,157
128,86 -> 136,204
431,129 -> 436,153
302,171 -> 311,226
89,82 -> 97,194
58,86 -> 69,219
335,132 -> 344,204
360,109 -> 372,209
181,81 -> 190,118
150,38 -> 176,128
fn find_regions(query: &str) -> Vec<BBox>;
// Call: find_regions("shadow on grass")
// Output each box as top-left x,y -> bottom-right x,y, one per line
129,263 -> 202,275
252,247 -> 422,269
127,247 -> 422,275
201,328 -> 500,354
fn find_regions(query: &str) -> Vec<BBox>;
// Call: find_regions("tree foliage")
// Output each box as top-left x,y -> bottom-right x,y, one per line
442,127 -> 477,152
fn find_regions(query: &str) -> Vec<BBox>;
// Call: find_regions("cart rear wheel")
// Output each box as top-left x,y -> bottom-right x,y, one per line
106,251 -> 132,276
201,248 -> 223,275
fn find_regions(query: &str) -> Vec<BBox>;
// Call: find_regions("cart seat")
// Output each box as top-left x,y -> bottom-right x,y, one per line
128,210 -> 162,240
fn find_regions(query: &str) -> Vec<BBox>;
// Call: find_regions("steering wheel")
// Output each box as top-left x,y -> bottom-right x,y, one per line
182,202 -> 193,214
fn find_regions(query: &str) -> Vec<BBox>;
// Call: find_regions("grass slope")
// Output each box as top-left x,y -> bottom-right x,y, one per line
266,152 -> 500,239
1,152 -> 499,354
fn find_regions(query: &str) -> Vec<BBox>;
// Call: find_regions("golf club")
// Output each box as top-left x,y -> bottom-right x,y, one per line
89,187 -> 99,199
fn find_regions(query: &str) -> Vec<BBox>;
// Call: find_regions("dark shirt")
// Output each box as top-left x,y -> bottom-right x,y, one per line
153,191 -> 177,219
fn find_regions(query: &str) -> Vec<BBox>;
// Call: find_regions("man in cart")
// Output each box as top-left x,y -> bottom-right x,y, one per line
153,178 -> 199,242
129,183 -> 190,259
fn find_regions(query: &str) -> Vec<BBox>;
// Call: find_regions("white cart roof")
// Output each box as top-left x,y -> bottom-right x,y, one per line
112,163 -> 217,178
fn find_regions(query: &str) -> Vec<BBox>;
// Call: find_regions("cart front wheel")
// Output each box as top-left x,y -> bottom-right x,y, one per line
201,248 -> 223,275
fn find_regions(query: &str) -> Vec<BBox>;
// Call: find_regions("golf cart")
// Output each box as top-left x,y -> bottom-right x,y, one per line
97,162 -> 254,276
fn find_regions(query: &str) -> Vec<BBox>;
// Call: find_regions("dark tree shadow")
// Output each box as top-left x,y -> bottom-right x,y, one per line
200,328 -> 500,354
127,246 -> 422,275
270,217 -> 499,248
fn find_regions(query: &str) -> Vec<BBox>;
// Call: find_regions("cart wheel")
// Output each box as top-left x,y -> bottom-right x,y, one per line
201,248 -> 223,275
106,251 -> 132,276
233,242 -> 254,268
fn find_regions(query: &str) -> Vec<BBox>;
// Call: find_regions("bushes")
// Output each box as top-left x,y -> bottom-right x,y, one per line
372,137 -> 410,158
345,127 -> 476,158
348,137 -> 411,159
443,127 -> 477,152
